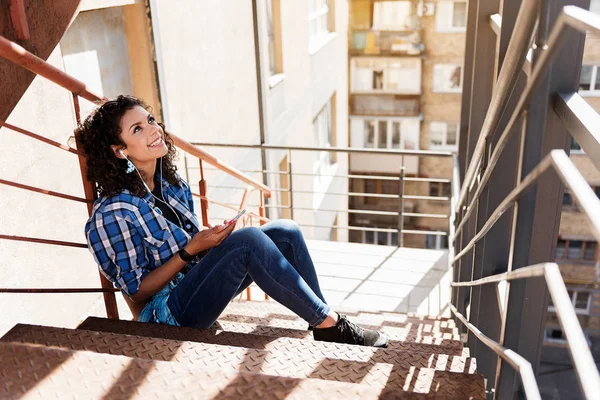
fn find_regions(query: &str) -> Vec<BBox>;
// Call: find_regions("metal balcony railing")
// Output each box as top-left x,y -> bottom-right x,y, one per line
451,1 -> 600,399
350,30 -> 424,56
187,142 -> 454,248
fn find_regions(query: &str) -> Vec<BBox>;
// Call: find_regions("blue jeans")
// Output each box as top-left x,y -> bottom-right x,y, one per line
167,220 -> 332,328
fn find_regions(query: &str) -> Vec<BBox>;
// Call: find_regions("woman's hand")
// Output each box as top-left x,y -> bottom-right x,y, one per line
184,224 -> 234,254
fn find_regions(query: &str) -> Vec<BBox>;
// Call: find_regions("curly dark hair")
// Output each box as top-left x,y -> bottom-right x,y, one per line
74,95 -> 180,198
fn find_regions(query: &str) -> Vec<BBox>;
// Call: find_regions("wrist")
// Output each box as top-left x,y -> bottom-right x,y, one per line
178,247 -> 196,262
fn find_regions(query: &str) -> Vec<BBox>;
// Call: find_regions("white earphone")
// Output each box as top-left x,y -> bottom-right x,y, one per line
118,149 -> 184,229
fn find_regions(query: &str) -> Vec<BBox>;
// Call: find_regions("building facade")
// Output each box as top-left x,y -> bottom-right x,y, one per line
347,0 -> 465,249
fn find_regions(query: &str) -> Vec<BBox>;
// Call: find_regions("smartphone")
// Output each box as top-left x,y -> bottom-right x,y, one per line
227,209 -> 246,225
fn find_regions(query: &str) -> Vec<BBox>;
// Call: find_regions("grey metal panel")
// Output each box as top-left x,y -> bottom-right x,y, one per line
454,0 -> 502,339
555,92 -> 600,171
457,0 -> 480,180
497,0 -> 591,398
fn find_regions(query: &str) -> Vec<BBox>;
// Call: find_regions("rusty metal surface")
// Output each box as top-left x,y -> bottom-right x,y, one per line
1,342 -> 449,400
79,317 -> 474,365
1,324 -> 484,397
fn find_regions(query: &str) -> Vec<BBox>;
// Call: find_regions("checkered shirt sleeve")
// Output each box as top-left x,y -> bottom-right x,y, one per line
86,207 -> 149,297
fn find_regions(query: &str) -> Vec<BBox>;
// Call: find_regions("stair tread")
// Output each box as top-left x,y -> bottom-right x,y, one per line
225,300 -> 456,327
1,341 -> 475,399
1,323 -> 483,396
79,316 -> 473,362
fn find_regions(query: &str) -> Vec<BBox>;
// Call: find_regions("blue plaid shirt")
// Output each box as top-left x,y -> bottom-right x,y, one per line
85,173 -> 203,325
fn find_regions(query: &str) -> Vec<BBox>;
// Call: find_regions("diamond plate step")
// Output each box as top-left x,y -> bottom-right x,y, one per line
0,342 -> 437,400
1,324 -> 484,397
79,317 -> 473,364
225,300 -> 457,331
214,301 -> 463,353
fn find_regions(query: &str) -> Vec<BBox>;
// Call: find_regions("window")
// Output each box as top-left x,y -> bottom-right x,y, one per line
429,182 -> 451,198
549,290 -> 593,315
309,0 -> 332,46
567,240 -> 583,260
313,97 -> 336,204
436,1 -> 467,32
562,190 -> 573,207
313,100 -> 334,176
361,229 -> 398,246
373,1 -> 412,31
425,234 -> 449,250
429,122 -> 459,151
585,242 -> 597,261
579,65 -> 600,95
570,137 -> 583,153
351,57 -> 421,94
266,0 -> 283,78
432,64 -> 462,93
556,240 -> 566,259
544,327 -> 566,345
356,118 -> 420,150
555,239 -> 597,263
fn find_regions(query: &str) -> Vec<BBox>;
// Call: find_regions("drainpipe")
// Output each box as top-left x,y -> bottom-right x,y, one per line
251,0 -> 270,218
146,0 -> 171,129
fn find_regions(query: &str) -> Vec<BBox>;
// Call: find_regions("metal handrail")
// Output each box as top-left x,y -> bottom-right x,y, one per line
455,0 -> 539,214
455,7 -> 600,238
192,141 -> 454,158
450,304 -> 541,400
450,263 -> 600,400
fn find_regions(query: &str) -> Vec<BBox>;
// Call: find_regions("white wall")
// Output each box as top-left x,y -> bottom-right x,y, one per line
152,0 -> 350,241
60,7 -> 135,117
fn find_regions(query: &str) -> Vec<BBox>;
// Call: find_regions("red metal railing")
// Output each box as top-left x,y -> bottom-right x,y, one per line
0,34 -> 272,318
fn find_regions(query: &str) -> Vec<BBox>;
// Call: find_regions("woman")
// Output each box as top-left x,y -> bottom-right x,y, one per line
76,95 -> 388,348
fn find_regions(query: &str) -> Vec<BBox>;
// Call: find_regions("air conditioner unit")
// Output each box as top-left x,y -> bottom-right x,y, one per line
417,2 -> 435,17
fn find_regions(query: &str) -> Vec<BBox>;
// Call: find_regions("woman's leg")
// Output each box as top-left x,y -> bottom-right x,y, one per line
259,220 -> 328,303
233,220 -> 328,303
167,226 -> 332,329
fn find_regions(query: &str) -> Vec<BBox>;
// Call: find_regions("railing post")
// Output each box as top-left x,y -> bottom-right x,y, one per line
72,94 -> 119,320
259,191 -> 266,226
397,166 -> 405,248
288,159 -> 294,220
198,159 -> 209,227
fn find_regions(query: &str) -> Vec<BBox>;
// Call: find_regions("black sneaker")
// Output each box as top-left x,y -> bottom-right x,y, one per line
312,313 -> 389,348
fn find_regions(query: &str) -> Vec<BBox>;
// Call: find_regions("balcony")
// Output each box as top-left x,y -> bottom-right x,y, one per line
350,30 -> 424,56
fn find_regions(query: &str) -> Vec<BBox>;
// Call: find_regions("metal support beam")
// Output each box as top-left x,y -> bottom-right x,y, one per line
251,0 -> 271,219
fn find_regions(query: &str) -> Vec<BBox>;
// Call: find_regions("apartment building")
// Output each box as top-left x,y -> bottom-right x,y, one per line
347,0 -> 465,249
544,0 -> 600,356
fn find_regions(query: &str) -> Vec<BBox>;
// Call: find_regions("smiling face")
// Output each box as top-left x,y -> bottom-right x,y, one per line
112,105 -> 167,165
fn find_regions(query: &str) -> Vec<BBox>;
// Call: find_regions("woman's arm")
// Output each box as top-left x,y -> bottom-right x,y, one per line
129,223 -> 235,304
129,248 -> 189,304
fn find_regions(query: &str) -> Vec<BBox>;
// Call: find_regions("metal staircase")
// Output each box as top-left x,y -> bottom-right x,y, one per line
0,300 -> 485,399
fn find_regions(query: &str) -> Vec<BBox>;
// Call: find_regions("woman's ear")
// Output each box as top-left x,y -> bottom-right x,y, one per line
111,145 -> 126,159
